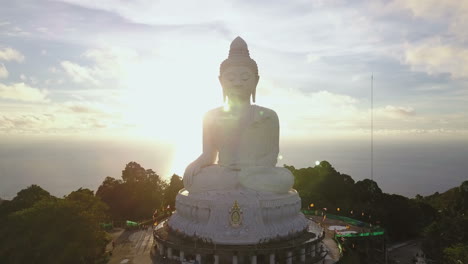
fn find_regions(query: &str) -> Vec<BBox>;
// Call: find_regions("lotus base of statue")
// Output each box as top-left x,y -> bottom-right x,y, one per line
168,187 -> 309,245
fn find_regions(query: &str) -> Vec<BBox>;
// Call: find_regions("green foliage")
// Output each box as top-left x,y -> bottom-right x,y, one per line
288,161 -> 435,241
96,162 -> 166,221
121,161 -> 147,182
376,194 -> 433,240
353,179 -> 382,203
443,243 -> 468,264
421,181 -> 468,262
0,184 -> 52,217
66,188 -> 109,223
164,174 -> 184,209
422,180 -> 468,216
3,160 -> 463,263
288,160 -> 468,262
287,161 -> 355,209
0,187 -> 109,264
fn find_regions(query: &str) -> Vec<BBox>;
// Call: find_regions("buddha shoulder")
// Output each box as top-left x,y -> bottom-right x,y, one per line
253,105 -> 278,121
204,106 -> 278,121
203,107 -> 224,122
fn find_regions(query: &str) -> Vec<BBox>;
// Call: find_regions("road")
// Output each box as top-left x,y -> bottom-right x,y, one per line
388,239 -> 426,264
108,227 -> 155,264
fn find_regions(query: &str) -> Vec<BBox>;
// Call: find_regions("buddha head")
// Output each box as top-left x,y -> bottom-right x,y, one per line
219,37 -> 259,104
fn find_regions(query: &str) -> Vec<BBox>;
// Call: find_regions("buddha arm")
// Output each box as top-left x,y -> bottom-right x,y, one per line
183,111 -> 217,187
199,111 -> 218,165
256,110 -> 280,166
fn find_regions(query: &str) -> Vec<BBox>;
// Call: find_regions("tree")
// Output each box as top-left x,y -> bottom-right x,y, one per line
96,177 -> 126,219
421,181 -> 468,262
96,162 -> 165,221
288,161 -> 356,210
444,244 -> 468,264
66,188 -> 109,223
122,161 -> 147,182
164,174 -> 184,209
0,187 -> 109,264
353,179 -> 382,203
0,184 -> 52,217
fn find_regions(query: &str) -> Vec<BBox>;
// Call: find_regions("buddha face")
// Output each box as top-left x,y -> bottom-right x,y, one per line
219,66 -> 259,104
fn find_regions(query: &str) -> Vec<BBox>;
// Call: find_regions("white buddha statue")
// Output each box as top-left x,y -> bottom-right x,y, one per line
169,37 -> 310,245
183,36 -> 294,194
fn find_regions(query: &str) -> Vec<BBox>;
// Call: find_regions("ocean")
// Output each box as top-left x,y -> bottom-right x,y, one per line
0,137 -> 467,199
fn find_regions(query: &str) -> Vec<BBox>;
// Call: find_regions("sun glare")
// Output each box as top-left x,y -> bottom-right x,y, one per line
223,100 -> 230,112
114,45 -> 222,176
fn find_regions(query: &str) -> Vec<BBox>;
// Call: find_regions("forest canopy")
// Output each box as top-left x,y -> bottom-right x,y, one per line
0,161 -> 466,263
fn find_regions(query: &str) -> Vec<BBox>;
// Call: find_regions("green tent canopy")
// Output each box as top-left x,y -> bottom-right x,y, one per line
126,220 -> 139,227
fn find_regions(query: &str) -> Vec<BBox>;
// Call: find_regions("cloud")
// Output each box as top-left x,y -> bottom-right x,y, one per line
377,105 -> 415,119
0,47 -> 25,62
392,0 -> 468,36
259,85 -> 361,136
84,47 -> 137,64
68,104 -> 98,113
56,0 -> 231,25
0,23 -> 30,37
0,100 -> 122,135
0,63 -> 8,78
0,114 -> 53,132
392,0 -> 468,35
258,82 -> 429,139
60,47 -> 137,86
0,0 -> 466,141
0,82 -> 49,102
392,0 -> 468,78
404,41 -> 468,78
61,61 -> 99,84
392,0 -> 461,18
64,101 -> 108,115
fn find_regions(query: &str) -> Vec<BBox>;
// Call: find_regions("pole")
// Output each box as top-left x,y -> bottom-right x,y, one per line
371,73 -> 374,181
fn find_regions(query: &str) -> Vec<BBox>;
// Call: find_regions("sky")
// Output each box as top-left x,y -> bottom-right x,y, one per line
0,0 -> 467,198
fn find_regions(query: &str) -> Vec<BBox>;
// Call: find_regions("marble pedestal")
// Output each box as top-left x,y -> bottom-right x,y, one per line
168,188 -> 309,245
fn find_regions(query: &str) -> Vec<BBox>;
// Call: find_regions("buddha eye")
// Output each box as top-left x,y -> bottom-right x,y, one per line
241,72 -> 250,81
225,72 -> 235,81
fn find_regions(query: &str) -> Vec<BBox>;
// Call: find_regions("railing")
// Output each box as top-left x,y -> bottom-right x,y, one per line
302,210 -> 385,237
153,217 -> 329,263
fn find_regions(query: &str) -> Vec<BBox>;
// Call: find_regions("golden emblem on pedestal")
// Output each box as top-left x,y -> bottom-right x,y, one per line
229,200 -> 243,227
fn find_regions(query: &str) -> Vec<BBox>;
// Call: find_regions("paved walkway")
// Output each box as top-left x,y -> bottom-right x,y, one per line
108,227 -> 155,264
388,239 -> 426,264
322,236 -> 340,263
308,216 -> 348,263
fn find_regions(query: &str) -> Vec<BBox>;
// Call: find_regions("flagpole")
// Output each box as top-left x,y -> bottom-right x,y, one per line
371,73 -> 374,181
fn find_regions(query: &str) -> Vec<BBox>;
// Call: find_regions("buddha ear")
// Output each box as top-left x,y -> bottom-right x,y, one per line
252,88 -> 256,103
252,75 -> 259,103
219,75 -> 227,102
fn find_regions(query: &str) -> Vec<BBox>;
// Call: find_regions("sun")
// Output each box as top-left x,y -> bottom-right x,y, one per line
116,56 -> 222,176
104,39 -> 229,176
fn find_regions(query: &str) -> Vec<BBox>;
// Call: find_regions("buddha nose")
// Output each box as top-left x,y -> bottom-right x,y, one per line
233,78 -> 242,87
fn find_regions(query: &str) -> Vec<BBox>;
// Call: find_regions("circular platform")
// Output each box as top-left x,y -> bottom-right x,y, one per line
154,218 -> 328,263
